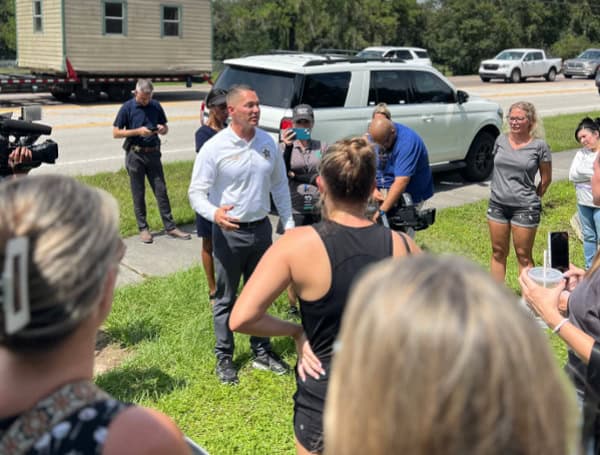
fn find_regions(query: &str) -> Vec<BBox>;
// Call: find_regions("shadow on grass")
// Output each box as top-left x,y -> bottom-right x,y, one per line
96,366 -> 187,402
105,319 -> 161,347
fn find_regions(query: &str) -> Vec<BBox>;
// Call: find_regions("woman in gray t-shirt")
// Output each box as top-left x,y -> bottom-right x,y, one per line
487,101 -> 552,282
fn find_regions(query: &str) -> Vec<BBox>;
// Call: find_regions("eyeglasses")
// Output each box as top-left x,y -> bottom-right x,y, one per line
507,116 -> 527,123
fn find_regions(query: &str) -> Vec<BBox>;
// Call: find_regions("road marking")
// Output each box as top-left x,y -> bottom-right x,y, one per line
477,87 -> 596,98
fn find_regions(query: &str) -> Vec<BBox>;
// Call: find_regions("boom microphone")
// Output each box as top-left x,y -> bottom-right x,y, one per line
0,119 -> 52,136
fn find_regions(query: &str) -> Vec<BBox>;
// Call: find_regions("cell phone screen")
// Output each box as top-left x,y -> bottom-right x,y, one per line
549,231 -> 569,272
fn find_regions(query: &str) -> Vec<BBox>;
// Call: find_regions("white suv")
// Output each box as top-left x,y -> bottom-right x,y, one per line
356,46 -> 432,66
211,53 -> 503,181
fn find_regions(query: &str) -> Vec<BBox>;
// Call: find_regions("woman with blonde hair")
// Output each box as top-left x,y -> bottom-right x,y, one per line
325,254 -> 576,455
487,101 -> 552,282
230,137 -> 418,454
0,175 -> 192,454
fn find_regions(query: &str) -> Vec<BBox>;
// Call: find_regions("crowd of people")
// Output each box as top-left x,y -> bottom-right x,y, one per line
4,78 -> 600,454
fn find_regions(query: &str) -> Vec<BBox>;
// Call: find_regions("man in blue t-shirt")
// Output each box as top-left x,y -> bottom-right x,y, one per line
113,79 -> 190,244
368,117 -> 434,224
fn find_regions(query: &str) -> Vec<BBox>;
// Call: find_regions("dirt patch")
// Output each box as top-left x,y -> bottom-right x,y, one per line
94,329 -> 131,376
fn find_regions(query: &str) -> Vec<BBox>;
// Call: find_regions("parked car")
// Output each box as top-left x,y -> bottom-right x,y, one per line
209,52 -> 503,181
563,48 -> 600,79
596,70 -> 600,95
478,48 -> 562,83
356,47 -> 432,66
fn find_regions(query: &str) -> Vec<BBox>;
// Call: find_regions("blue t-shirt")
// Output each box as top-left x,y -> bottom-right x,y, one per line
376,123 -> 433,203
113,98 -> 167,147
195,125 -> 217,153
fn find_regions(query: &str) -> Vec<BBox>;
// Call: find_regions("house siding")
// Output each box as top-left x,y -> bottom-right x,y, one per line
64,0 -> 211,74
15,0 -> 211,75
16,0 -> 65,72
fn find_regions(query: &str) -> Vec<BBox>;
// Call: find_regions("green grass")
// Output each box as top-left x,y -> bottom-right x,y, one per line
97,180 -> 581,454
77,162 -> 196,237
100,268 -> 298,454
544,110 -> 600,153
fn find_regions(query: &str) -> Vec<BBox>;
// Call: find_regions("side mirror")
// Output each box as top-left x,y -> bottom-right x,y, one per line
456,90 -> 469,104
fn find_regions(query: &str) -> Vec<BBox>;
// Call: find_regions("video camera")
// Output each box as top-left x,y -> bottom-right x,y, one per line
381,193 -> 436,232
0,106 -> 58,177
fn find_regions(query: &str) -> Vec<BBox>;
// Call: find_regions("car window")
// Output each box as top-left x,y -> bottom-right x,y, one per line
299,72 -> 351,108
411,71 -> 455,104
524,53 -> 534,61
496,51 -> 524,60
215,65 -> 296,108
368,70 -> 411,105
533,52 -> 543,60
395,50 -> 413,60
415,50 -> 429,58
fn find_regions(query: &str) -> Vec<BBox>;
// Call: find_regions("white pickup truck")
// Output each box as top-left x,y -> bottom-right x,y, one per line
479,48 -> 562,83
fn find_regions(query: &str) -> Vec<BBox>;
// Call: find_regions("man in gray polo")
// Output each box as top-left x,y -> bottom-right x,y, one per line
188,84 -> 294,384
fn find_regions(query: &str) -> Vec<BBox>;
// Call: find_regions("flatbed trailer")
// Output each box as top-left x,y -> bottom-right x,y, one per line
0,60 -> 212,102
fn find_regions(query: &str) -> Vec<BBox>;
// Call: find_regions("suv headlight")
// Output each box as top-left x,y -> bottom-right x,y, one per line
499,63 -> 509,68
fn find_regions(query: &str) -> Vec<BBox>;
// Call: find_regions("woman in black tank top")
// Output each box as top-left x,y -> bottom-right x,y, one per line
230,137 -> 419,454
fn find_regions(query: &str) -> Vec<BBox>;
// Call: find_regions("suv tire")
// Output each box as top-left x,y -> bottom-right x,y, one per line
460,131 -> 496,182
510,69 -> 521,83
480,76 -> 490,82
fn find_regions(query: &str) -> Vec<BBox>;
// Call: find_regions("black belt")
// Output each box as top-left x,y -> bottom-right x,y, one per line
130,145 -> 160,153
237,217 -> 267,229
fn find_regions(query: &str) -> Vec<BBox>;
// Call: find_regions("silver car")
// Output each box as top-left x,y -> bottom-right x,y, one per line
563,48 -> 600,79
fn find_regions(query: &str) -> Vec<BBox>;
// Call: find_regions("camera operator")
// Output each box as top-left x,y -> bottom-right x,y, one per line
368,116 -> 434,237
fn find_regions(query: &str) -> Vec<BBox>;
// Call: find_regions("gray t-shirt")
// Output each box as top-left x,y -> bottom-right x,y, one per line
567,270 -> 600,392
490,135 -> 552,206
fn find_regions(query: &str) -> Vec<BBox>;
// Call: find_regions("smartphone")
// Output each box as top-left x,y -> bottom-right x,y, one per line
292,128 -> 311,140
548,231 -> 569,272
148,126 -> 159,132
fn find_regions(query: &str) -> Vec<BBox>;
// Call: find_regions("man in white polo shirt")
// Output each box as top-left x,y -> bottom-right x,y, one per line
189,84 -> 294,384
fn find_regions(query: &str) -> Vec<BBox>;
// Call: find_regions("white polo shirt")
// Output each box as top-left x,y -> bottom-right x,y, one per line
188,125 -> 294,229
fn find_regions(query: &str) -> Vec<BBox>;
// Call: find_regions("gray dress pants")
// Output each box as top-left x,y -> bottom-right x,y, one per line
212,217 -> 272,360
125,150 -> 176,231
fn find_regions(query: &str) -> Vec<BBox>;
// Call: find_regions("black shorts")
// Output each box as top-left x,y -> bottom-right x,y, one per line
487,199 -> 541,228
293,371 -> 329,453
195,213 -> 213,238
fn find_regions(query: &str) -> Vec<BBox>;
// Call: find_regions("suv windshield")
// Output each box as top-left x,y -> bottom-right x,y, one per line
215,65 -> 296,108
495,51 -> 524,60
416,50 -> 429,58
579,50 -> 600,60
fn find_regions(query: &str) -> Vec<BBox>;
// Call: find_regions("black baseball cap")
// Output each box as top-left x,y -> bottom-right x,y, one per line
292,104 -> 314,122
206,88 -> 228,107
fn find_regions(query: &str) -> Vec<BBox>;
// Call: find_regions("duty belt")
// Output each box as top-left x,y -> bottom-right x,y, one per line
130,145 -> 160,153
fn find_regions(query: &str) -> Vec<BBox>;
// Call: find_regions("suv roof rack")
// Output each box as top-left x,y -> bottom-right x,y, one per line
313,48 -> 358,57
303,56 -> 406,67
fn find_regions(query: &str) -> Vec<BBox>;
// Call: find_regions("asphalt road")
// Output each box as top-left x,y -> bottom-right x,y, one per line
0,75 -> 597,176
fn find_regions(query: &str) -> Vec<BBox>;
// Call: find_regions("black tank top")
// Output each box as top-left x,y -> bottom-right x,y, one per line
299,219 -> 393,364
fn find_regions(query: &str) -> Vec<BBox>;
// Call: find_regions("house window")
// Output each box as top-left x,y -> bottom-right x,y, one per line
162,5 -> 181,37
33,0 -> 43,32
104,1 -> 126,35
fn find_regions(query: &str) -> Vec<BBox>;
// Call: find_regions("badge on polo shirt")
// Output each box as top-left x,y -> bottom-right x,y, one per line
261,148 -> 270,159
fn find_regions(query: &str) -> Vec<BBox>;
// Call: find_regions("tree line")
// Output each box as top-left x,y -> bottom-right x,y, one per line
213,0 -> 600,74
1,0 -> 599,73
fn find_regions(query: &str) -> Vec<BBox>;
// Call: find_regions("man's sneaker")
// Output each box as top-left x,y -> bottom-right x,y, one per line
252,351 -> 289,375
216,358 -> 238,384
139,229 -> 153,244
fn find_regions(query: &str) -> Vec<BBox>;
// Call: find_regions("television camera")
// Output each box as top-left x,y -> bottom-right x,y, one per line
380,193 -> 436,233
0,106 -> 58,177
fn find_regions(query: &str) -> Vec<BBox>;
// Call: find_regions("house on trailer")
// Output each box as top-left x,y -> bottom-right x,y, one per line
14,0 -> 212,102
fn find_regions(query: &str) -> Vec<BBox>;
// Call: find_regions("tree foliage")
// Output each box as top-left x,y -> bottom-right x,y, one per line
0,0 -> 16,58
